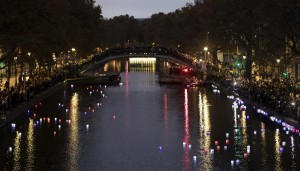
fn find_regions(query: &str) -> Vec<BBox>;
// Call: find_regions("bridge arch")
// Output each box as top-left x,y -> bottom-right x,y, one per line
81,46 -> 196,73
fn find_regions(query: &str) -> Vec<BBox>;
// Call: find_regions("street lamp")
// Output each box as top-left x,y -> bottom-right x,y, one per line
204,47 -> 208,61
276,59 -> 280,76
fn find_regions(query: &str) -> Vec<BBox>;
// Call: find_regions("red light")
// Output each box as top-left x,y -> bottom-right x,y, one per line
183,68 -> 188,72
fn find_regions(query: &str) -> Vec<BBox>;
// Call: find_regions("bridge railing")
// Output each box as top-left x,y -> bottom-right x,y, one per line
95,47 -> 194,66
80,46 -> 195,73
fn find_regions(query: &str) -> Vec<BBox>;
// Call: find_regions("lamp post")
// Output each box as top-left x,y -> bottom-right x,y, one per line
276,59 -> 280,76
14,56 -> 18,86
204,47 -> 208,61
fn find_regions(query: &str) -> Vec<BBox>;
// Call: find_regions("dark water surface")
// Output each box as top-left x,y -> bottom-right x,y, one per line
1,72 -> 300,171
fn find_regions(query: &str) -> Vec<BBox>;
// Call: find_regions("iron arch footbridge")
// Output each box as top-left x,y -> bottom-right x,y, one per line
80,46 -> 196,74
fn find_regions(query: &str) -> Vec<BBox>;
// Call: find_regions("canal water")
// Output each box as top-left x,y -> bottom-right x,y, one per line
1,71 -> 300,171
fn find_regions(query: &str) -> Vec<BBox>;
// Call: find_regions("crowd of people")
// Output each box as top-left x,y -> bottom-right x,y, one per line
215,73 -> 300,122
0,69 -> 65,116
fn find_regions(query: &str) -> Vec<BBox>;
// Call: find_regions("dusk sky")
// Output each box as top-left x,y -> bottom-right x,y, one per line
95,0 -> 195,19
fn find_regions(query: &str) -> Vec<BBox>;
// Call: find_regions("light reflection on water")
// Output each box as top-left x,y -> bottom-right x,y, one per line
68,93 -> 80,171
260,122 -> 267,170
274,129 -> 282,171
183,89 -> 191,171
13,131 -> 21,171
25,119 -> 35,171
198,91 -> 212,170
0,72 -> 300,170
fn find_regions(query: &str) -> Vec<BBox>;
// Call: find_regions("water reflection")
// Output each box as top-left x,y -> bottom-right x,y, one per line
68,93 -> 80,170
13,131 -> 21,171
260,122 -> 267,169
240,111 -> 248,169
183,89 -> 191,171
274,129 -> 282,170
198,91 -> 212,170
26,119 -> 35,170
163,92 -> 168,129
291,136 -> 296,170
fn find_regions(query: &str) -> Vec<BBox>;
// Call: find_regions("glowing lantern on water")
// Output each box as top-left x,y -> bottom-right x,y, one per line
280,147 -> 284,153
215,141 -> 219,146
231,160 -> 234,166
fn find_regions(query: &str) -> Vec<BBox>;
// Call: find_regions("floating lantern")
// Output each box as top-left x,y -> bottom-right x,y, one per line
217,146 -> 220,150
247,145 -> 251,153
119,83 -> 123,86
282,142 -> 286,146
58,125 -> 61,129
11,123 -> 16,128
226,133 -> 229,138
188,144 -> 192,149
113,115 -> 116,119
261,128 -> 264,132
193,156 -> 196,160
9,147 -> 12,152
215,141 -> 218,146
66,109 -> 69,113
226,139 -> 229,144
18,132 -> 22,137
224,146 -> 228,151
210,149 -> 214,154
254,131 -> 257,135
280,147 -> 284,153
159,146 -> 162,150
71,84 -> 74,88
246,115 -> 250,119
54,118 -> 57,122
286,131 -> 289,135
236,159 -> 240,165
54,131 -> 56,136
183,142 -> 186,147
86,124 -> 89,129
244,153 -> 248,158
231,160 -> 234,166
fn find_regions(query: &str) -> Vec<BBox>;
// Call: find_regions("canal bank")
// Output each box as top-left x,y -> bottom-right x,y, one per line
0,73 -> 121,128
209,81 -> 300,130
0,82 -> 66,128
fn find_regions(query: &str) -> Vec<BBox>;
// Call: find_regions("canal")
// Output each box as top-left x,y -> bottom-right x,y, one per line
0,71 -> 300,171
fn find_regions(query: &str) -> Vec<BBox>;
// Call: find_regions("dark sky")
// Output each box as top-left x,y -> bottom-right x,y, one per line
96,0 -> 194,19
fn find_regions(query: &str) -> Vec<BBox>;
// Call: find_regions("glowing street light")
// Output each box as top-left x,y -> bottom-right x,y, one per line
204,47 -> 208,61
